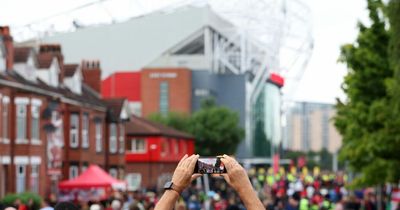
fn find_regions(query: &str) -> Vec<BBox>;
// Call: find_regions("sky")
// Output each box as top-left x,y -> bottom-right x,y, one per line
0,0 -> 370,104
293,0 -> 369,103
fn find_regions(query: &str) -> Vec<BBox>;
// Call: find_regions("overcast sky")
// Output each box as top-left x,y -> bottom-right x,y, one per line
294,0 -> 369,103
0,0 -> 369,104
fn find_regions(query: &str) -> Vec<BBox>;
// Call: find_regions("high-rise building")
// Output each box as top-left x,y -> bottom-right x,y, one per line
284,102 -> 341,153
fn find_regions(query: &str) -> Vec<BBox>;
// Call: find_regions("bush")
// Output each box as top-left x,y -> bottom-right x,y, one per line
1,192 -> 42,210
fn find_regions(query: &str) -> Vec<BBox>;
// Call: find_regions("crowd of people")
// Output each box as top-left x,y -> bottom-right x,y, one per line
69,166 -> 385,210
1,158 -> 397,210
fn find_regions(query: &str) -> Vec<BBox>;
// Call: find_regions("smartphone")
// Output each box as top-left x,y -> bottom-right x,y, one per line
194,157 -> 227,174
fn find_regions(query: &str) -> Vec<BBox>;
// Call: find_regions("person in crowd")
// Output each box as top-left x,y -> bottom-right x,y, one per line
110,200 -> 121,210
40,198 -> 54,210
154,154 -> 265,210
14,199 -> 27,210
91,204 -> 103,210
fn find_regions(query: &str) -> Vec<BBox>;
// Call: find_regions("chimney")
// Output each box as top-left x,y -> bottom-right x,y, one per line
81,60 -> 102,93
0,26 -> 14,70
39,44 -> 64,83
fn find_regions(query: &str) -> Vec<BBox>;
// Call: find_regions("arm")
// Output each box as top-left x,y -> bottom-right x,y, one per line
155,154 -> 201,210
220,155 -> 264,210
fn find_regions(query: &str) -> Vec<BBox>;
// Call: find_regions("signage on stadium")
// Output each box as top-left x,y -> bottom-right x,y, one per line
149,72 -> 177,79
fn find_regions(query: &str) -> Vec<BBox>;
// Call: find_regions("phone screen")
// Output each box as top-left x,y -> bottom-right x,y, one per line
194,157 -> 227,174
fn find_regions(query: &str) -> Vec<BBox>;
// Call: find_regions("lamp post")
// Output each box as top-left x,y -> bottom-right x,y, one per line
149,144 -> 157,189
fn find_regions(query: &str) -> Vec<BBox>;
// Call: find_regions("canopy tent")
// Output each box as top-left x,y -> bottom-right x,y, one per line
59,165 -> 126,190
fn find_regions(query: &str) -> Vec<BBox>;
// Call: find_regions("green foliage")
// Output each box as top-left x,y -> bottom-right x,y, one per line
190,99 -> 244,156
148,97 -> 244,156
147,112 -> 192,133
335,0 -> 400,186
2,192 -> 42,210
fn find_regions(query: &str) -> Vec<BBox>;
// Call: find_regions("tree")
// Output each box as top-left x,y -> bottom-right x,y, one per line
190,98 -> 244,156
148,97 -> 244,156
148,112 -> 192,133
335,0 -> 400,186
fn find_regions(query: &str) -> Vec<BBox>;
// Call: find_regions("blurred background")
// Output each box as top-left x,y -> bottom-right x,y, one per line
0,0 -> 399,210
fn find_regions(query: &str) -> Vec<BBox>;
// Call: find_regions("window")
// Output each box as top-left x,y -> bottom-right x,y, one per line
16,165 -> 26,193
95,122 -> 102,152
70,114 -> 79,148
118,168 -> 125,180
69,165 -> 79,179
130,139 -> 146,153
30,165 -> 39,193
126,173 -> 142,191
82,113 -> 89,148
16,104 -> 27,143
161,141 -> 169,156
119,124 -> 125,154
173,140 -> 179,154
2,97 -> 9,144
109,123 -> 117,154
159,82 -> 169,115
31,104 -> 40,144
181,141 -> 187,155
109,168 -> 118,178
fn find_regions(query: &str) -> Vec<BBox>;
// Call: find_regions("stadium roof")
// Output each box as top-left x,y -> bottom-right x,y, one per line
38,5 -> 235,77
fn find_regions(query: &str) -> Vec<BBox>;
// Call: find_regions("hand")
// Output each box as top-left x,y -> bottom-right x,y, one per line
220,154 -> 252,194
171,154 -> 202,193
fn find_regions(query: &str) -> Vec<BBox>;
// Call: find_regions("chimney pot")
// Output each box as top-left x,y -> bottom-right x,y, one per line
0,25 -> 14,70
81,59 -> 102,93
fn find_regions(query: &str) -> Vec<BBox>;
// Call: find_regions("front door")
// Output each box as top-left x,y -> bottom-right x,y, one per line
0,165 -> 6,197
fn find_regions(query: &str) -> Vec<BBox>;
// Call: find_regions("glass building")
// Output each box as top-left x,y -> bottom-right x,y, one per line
252,75 -> 283,158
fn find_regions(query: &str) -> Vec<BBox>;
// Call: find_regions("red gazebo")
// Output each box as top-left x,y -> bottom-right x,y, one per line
59,165 -> 126,190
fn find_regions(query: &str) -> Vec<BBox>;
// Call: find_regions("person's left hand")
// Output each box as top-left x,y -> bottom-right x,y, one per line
171,154 -> 202,193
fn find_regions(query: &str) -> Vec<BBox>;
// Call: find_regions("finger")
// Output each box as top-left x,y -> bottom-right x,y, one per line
188,154 -> 199,172
177,154 -> 188,167
182,154 -> 195,168
211,174 -> 224,179
220,156 -> 234,170
220,174 -> 232,185
190,174 -> 202,182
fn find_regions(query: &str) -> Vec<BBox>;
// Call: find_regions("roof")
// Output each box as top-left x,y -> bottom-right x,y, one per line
14,47 -> 32,63
101,71 -> 141,101
41,6 -> 234,77
0,70 -> 107,111
104,98 -> 127,122
126,115 -> 194,139
64,64 -> 79,77
59,165 -> 125,189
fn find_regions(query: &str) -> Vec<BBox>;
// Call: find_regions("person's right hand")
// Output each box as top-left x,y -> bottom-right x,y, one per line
220,154 -> 252,193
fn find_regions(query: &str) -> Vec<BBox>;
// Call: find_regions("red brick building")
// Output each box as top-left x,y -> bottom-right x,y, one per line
104,98 -> 131,180
0,26 -> 127,198
124,115 -> 194,190
102,72 -> 141,116
101,68 -> 192,117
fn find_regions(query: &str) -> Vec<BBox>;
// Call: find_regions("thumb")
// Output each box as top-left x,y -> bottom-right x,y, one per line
191,174 -> 203,182
220,174 -> 232,186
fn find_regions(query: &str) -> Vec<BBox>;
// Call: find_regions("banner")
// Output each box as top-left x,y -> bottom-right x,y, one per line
44,101 -> 64,176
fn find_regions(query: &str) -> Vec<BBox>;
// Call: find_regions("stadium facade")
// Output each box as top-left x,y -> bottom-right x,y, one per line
40,5 -> 284,158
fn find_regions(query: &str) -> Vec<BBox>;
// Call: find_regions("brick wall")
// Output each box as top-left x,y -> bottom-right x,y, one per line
141,68 -> 192,117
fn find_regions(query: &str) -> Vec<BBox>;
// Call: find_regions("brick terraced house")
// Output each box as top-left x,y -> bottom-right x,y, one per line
0,26 -> 127,197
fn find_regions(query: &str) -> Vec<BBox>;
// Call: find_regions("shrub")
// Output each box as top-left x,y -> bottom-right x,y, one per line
1,192 -> 42,210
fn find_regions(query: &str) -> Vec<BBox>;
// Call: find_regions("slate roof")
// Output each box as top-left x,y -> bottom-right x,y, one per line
104,98 -> 126,122
0,70 -> 106,111
125,115 -> 194,139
